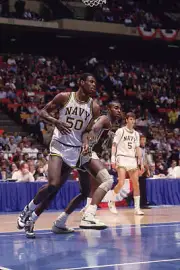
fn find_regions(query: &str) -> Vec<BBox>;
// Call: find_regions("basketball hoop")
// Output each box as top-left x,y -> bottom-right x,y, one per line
82,0 -> 106,7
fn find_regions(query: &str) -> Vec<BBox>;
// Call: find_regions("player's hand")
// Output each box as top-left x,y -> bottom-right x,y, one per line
146,169 -> 151,177
140,163 -> 144,173
81,143 -> 90,155
55,120 -> 71,135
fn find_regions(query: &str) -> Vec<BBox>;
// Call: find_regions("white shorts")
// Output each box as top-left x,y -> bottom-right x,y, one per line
116,155 -> 138,171
79,151 -> 99,167
50,139 -> 81,168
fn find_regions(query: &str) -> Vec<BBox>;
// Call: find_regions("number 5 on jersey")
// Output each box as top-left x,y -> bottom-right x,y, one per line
128,142 -> 132,149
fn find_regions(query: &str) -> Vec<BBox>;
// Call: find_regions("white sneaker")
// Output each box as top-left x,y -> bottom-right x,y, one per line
80,206 -> 88,214
52,223 -> 75,234
134,209 -> 144,215
108,201 -> 118,214
80,214 -> 107,230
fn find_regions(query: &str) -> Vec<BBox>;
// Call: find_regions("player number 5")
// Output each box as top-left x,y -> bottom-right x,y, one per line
128,142 -> 132,149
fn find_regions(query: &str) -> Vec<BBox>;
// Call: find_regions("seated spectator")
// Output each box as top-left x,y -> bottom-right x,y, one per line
0,132 -> 9,146
34,164 -> 47,182
168,109 -> 178,125
12,162 -> 34,182
8,137 -> 17,153
27,159 -> 36,176
167,160 -> 177,177
2,144 -> 13,160
155,161 -> 166,175
11,163 -> 18,174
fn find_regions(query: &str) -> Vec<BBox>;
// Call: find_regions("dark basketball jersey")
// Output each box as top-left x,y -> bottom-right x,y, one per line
91,128 -> 114,158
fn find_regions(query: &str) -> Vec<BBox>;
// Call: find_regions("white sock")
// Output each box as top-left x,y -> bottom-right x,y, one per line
134,196 -> 140,211
84,205 -> 97,216
109,190 -> 116,202
28,200 -> 37,211
86,197 -> 92,207
55,212 -> 69,226
31,212 -> 38,223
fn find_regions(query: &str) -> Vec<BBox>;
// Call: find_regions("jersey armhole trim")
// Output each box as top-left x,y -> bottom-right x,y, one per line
60,92 -> 72,110
119,129 -> 124,143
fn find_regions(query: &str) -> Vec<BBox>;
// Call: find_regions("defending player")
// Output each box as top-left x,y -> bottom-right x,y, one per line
109,112 -> 144,215
17,74 -> 116,238
52,102 -> 121,233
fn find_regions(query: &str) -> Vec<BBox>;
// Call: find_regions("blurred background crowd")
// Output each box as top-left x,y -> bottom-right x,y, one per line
0,53 -> 179,182
0,0 -> 179,183
0,0 -> 180,29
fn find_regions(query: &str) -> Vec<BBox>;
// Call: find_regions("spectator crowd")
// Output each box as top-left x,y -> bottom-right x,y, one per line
0,0 -> 180,29
0,53 -> 180,181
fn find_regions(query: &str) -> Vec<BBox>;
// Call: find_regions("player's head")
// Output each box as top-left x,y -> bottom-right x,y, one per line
79,73 -> 96,96
140,135 -> 146,147
107,101 -> 121,120
125,112 -> 136,129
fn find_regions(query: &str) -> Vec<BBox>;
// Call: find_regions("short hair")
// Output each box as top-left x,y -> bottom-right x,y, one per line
20,162 -> 28,170
79,73 -> 95,83
140,135 -> 146,139
108,101 -> 121,108
126,112 -> 136,120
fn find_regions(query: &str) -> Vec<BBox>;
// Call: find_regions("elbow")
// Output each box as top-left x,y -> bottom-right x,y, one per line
39,109 -> 45,119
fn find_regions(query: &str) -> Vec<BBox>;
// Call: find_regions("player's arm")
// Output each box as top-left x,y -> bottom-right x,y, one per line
111,128 -> 122,169
92,115 -> 111,134
135,133 -> 144,171
82,101 -> 100,154
39,93 -> 71,135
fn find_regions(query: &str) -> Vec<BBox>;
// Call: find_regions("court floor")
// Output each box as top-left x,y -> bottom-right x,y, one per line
1,206 -> 180,270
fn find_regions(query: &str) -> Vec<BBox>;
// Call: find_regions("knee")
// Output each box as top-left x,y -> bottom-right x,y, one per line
96,169 -> 114,192
117,178 -> 124,185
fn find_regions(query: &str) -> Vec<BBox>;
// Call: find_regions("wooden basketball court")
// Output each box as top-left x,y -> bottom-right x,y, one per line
0,206 -> 180,233
1,206 -> 180,270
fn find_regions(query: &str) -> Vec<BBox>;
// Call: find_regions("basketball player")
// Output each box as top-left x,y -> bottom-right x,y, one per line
52,102 -> 121,233
110,112 -> 144,215
17,74 -> 115,238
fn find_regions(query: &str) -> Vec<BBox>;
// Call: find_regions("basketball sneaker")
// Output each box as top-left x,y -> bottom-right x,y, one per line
52,212 -> 75,234
52,223 -> 75,234
25,216 -> 35,239
108,201 -> 118,214
17,205 -> 32,229
80,213 -> 107,230
134,209 -> 144,216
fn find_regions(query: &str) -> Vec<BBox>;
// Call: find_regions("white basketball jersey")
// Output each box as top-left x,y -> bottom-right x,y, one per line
113,126 -> 140,158
52,92 -> 93,147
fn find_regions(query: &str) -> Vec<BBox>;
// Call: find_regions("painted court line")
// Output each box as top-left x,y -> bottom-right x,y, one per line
0,267 -> 12,270
0,222 -> 180,236
59,258 -> 180,270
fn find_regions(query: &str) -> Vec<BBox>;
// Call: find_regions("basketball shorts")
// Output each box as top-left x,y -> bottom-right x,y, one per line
50,139 -> 81,168
116,155 -> 138,171
79,151 -> 100,167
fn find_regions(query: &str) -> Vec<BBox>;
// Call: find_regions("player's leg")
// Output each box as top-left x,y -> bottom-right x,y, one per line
52,170 -> 91,234
80,158 -> 114,229
17,156 -> 70,237
108,167 -> 126,214
80,175 -> 99,213
128,169 -> 144,215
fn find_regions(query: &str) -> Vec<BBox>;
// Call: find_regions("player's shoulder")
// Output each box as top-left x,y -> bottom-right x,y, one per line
92,99 -> 100,110
99,115 -> 111,128
53,92 -> 72,106
115,127 -> 123,133
134,129 -> 140,136
92,100 -> 100,118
